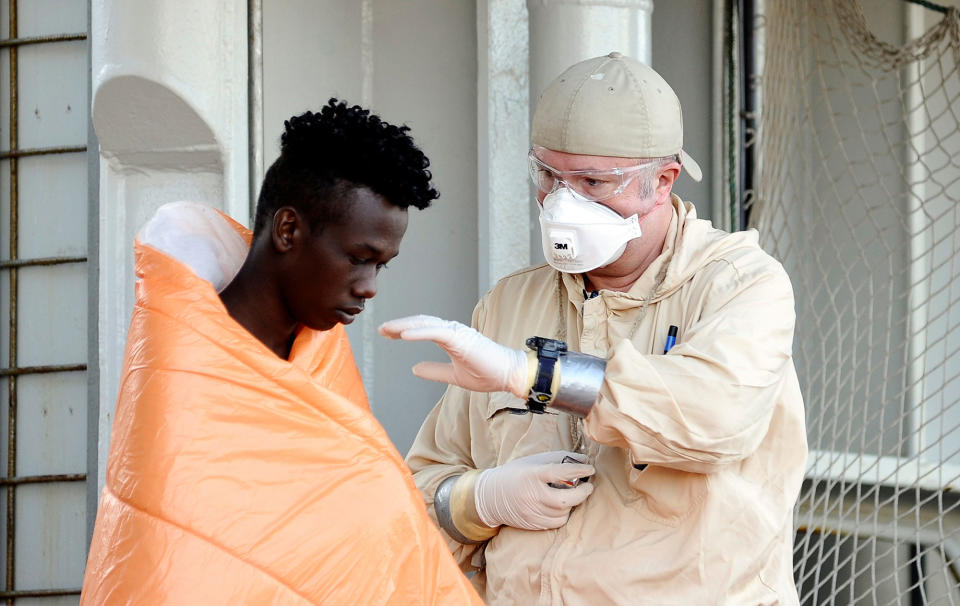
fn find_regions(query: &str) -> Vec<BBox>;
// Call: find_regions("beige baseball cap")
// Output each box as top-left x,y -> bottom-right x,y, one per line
531,52 -> 702,182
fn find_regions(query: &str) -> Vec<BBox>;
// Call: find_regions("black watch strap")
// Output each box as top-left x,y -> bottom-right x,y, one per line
525,337 -> 567,413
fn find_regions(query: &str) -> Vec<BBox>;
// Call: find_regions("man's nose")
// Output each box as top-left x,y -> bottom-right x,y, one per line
353,268 -> 378,300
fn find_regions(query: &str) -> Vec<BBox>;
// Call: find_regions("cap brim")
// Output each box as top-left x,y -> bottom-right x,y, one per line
680,150 -> 702,182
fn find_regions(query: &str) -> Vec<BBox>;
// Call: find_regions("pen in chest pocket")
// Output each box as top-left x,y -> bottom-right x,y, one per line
663,325 -> 678,354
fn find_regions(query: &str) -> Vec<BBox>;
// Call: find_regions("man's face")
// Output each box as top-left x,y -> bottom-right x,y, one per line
283,186 -> 408,331
532,147 -> 658,217
532,146 -> 681,284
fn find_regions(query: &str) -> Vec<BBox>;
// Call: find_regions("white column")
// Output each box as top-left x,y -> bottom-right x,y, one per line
478,0 -> 532,293
90,0 -> 249,493
526,0 -> 654,262
528,0 -> 654,101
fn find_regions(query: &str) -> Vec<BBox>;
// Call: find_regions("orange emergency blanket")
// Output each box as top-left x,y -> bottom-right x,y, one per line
81,212 -> 481,605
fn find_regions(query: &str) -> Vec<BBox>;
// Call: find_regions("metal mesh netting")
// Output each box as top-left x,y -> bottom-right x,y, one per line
745,0 -> 960,603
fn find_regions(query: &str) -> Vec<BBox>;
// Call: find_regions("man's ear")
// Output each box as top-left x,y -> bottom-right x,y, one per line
271,206 -> 301,253
656,162 -> 681,202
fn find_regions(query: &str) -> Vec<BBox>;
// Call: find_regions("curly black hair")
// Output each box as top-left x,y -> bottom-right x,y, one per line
253,98 -> 439,236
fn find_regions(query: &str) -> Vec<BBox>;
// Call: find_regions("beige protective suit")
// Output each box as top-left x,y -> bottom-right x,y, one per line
406,197 -> 807,605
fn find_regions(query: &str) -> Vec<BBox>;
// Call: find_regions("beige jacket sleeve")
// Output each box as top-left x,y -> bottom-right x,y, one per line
585,254 -> 798,474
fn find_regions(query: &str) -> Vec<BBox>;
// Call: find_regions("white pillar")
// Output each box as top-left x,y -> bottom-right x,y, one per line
90,0 -> 249,493
528,0 -> 654,102
478,0 -> 532,293
526,0 -> 655,262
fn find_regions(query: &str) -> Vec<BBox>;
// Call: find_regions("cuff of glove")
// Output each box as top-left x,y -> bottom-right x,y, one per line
434,470 -> 499,544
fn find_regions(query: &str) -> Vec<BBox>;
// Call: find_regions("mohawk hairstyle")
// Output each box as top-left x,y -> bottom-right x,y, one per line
253,98 -> 439,236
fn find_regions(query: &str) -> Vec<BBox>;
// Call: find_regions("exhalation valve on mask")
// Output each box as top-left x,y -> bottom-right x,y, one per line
538,187 -> 643,273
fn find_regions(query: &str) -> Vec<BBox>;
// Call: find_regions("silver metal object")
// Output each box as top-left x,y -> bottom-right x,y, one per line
433,474 -> 484,545
550,351 -> 607,418
548,455 -> 591,489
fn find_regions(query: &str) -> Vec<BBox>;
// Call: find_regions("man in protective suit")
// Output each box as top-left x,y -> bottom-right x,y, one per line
382,53 -> 808,605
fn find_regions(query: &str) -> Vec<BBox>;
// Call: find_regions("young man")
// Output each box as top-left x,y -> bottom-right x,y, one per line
382,53 -> 808,604
82,100 -> 481,605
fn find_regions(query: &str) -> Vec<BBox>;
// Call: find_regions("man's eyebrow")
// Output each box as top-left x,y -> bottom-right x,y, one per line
355,242 -> 399,258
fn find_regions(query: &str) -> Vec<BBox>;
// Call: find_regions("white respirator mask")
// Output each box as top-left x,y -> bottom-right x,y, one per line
538,187 -> 643,273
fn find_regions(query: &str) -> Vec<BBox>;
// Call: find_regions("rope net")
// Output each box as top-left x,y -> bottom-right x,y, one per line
747,0 -> 960,603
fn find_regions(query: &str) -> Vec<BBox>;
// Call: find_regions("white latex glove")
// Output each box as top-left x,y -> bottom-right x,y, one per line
475,451 -> 596,531
378,315 -> 530,398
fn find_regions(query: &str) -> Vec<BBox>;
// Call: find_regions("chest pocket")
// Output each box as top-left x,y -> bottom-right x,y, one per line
626,460 -> 707,526
484,392 -> 572,460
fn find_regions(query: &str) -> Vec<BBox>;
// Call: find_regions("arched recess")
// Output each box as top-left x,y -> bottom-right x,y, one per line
91,74 -> 227,494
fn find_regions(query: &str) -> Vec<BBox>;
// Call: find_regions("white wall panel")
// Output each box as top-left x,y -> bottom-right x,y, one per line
10,0 -> 86,37
0,162 -> 7,372
0,267 -> 6,372
11,484 -> 86,592
0,47 -> 8,139
17,373 -> 88,477
18,264 -> 86,368
0,379 -> 6,478
18,154 -> 87,258
16,41 -> 87,150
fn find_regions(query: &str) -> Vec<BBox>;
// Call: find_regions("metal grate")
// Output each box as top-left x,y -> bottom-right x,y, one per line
1,0 -> 87,602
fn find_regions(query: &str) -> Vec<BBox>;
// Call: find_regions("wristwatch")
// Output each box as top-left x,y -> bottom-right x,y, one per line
525,336 -> 567,413
524,335 -> 607,418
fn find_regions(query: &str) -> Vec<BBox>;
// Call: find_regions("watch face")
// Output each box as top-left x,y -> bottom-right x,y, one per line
530,391 -> 551,403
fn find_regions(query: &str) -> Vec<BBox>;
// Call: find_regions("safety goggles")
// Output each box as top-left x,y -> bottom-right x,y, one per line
528,151 -> 659,201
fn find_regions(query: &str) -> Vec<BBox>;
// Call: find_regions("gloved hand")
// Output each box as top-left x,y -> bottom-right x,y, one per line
475,451 -> 596,530
378,315 -> 530,398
